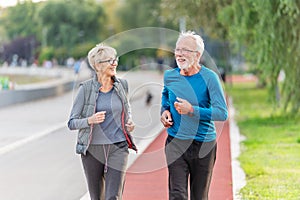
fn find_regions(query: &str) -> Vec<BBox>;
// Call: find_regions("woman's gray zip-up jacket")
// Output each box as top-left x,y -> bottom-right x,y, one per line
67,75 -> 137,155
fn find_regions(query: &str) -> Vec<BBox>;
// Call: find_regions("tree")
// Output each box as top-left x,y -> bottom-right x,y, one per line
0,1 -> 39,40
160,0 -> 233,76
220,0 -> 300,114
0,0 -> 107,64
160,0 -> 232,39
101,0 -> 123,36
160,0 -> 300,114
118,0 -> 176,30
112,0 -> 178,69
38,0 -> 105,51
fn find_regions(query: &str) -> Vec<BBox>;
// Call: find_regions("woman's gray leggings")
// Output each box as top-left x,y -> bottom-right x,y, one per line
81,141 -> 129,200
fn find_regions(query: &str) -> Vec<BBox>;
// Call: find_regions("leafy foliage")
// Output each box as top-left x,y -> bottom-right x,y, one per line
160,0 -> 232,39
220,0 -> 300,113
0,0 -> 105,63
160,0 -> 300,114
118,0 -> 176,30
37,0 -> 105,49
1,0 -> 299,113
38,46 -> 55,64
0,1 -> 39,40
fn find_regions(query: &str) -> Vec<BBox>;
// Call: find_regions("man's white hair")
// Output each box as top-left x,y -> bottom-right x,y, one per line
177,31 -> 205,56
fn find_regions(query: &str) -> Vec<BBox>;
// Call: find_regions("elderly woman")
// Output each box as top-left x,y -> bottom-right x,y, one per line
68,43 -> 136,200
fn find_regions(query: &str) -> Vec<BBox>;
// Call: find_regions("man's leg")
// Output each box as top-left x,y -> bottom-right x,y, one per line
189,143 -> 217,200
165,136 -> 190,200
167,157 -> 189,200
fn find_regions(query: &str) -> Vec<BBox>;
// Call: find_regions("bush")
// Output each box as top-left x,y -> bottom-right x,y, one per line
38,46 -> 54,65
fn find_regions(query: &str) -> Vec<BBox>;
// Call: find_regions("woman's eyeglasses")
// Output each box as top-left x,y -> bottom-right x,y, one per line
98,57 -> 119,65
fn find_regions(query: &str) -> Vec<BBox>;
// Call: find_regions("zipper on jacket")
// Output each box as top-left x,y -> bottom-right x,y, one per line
115,82 -> 137,152
121,109 -> 133,148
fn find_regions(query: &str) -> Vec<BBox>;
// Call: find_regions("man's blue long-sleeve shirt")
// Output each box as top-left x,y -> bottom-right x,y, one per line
161,66 -> 228,142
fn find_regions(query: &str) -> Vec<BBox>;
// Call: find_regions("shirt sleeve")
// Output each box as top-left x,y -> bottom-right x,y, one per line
193,71 -> 228,121
161,78 -> 170,115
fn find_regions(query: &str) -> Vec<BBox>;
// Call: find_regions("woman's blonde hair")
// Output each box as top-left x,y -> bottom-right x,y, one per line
87,43 -> 117,70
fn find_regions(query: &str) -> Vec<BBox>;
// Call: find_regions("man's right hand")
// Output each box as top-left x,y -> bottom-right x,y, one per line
160,110 -> 173,128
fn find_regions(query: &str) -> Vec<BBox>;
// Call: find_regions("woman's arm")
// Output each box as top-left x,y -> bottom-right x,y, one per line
67,86 -> 90,130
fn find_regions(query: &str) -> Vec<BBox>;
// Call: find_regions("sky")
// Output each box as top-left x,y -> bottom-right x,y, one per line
0,0 -> 46,8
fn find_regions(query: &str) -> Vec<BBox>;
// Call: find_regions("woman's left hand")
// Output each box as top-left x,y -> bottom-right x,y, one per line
125,119 -> 135,132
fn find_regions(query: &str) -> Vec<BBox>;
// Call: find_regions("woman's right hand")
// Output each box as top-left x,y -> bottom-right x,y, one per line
88,111 -> 106,125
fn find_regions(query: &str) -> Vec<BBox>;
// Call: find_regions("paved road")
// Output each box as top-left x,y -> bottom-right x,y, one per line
0,127 -> 86,200
0,70 -> 164,200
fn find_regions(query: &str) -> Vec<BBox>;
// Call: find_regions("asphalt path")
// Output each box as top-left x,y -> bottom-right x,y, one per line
0,127 -> 86,200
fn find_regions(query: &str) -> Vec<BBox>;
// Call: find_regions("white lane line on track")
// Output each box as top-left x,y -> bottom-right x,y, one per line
0,122 -> 66,156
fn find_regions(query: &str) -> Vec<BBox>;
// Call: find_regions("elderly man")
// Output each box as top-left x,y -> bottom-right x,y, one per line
160,31 -> 228,200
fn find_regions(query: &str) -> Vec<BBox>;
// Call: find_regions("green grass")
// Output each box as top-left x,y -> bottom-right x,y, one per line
226,83 -> 300,200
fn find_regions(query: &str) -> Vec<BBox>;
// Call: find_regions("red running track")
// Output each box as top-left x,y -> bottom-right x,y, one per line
123,118 -> 233,200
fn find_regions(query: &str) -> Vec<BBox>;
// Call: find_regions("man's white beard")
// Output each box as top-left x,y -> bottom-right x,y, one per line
177,62 -> 189,70
176,59 -> 194,70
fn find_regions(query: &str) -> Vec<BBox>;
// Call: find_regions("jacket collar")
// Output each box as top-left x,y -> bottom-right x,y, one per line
92,75 -> 120,90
